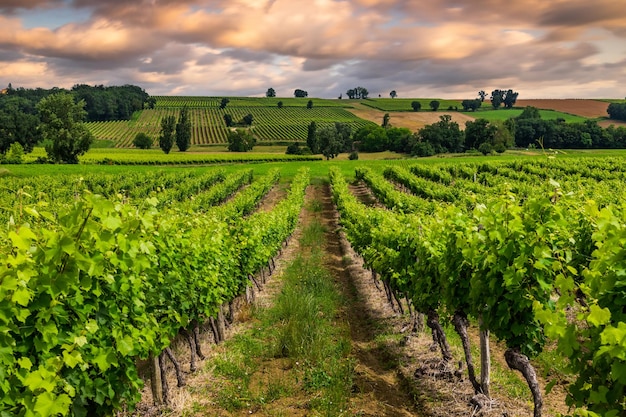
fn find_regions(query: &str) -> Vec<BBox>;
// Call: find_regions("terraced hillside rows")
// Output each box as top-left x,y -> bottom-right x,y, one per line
86,98 -> 376,147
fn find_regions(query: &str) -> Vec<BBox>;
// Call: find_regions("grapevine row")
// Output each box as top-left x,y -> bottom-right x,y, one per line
331,166 -> 625,417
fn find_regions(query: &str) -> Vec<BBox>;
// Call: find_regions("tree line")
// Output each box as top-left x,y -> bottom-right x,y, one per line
287,106 -> 626,160
607,101 -> 626,121
1,84 -> 153,162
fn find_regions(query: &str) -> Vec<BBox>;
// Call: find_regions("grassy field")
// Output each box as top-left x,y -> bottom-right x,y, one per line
470,108 -> 587,122
10,146 -> 626,183
361,98 -> 463,111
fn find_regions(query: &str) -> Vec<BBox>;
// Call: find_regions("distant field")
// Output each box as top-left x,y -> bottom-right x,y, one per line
599,119 -> 626,128
85,96 -> 613,147
361,98 -> 463,112
472,108 -> 587,123
153,96 -> 352,108
347,107 -> 476,131
514,99 -> 609,118
87,105 -> 376,147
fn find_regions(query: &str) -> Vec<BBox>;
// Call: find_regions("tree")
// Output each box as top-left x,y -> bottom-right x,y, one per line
70,84 -> 150,121
294,89 -> 308,98
36,93 -> 94,163
387,127 -> 412,153
607,102 -> 626,121
382,113 -> 390,128
306,100 -> 313,109
355,125 -> 388,152
411,101 -> 422,111
346,86 -> 369,99
175,107 -> 192,151
415,114 -> 463,154
464,118 -> 497,150
227,128 -> 256,152
159,115 -> 176,154
503,89 -> 519,108
461,99 -> 482,112
0,97 -> 41,154
223,114 -> 233,127
492,120 -> 515,149
266,88 -> 276,98
219,98 -> 230,109
429,100 -> 440,111
335,122 -> 353,152
517,106 -> 541,120
242,113 -> 254,126
133,132 -> 152,149
277,101 -> 283,109
306,121 -> 318,153
390,90 -> 397,99
316,125 -> 343,160
478,90 -> 487,102
490,89 -> 504,109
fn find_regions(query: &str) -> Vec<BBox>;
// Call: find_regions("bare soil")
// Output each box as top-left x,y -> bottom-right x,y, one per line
319,183 -> 419,416
514,99 -> 609,118
255,183 -> 287,213
599,119 -> 626,128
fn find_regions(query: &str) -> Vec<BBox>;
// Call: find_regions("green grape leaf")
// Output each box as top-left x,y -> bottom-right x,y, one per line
587,305 -> 611,327
17,357 -> 33,370
34,392 -> 71,417
12,288 -> 32,307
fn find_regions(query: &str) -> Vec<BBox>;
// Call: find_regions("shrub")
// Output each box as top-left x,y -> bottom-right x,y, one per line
133,132 -> 152,149
0,143 -> 24,164
348,151 -> 359,160
494,143 -> 507,153
286,142 -> 303,155
478,142 -> 493,155
227,129 -> 256,152
411,141 -> 435,157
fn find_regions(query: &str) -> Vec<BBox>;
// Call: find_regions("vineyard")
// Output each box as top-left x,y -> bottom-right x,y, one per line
330,157 -> 626,417
2,155 -> 626,416
0,166 -> 309,416
85,98 -> 376,147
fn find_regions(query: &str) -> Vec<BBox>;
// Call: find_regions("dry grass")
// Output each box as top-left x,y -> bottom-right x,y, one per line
347,105 -> 476,132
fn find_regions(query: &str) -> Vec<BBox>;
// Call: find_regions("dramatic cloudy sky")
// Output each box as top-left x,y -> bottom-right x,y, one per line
1,0 -> 625,98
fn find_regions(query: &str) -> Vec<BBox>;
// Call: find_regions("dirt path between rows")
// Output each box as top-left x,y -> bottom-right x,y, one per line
318,183 -> 420,416
129,183 -> 568,417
